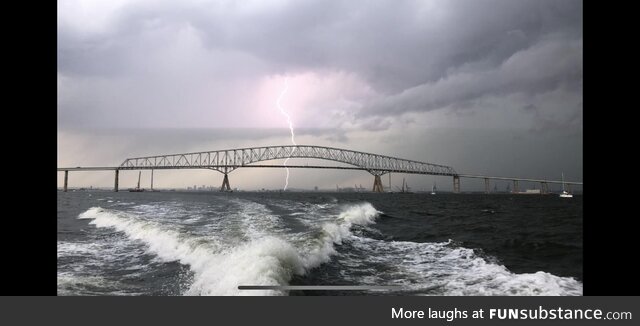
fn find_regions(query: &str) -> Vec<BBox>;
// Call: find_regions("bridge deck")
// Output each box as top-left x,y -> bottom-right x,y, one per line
57,165 -> 583,185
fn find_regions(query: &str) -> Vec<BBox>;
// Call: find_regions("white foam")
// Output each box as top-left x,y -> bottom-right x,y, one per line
112,201 -> 135,206
57,272 -> 142,296
297,202 -> 381,269
75,202 -> 383,296
280,201 -> 582,296
315,202 -> 380,247
233,199 -> 284,240
342,237 -> 583,296
338,202 -> 380,226
57,273 -> 109,295
79,207 -> 221,269
434,247 -> 583,295
57,237 -> 147,267
129,202 -> 209,226
57,241 -> 100,258
186,237 -> 305,296
78,207 -> 307,295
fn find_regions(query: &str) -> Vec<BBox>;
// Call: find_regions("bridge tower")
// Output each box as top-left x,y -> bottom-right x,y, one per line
114,170 -> 119,192
372,174 -> 384,193
453,176 -> 460,193
541,181 -> 548,194
220,173 -> 231,191
64,170 -> 68,192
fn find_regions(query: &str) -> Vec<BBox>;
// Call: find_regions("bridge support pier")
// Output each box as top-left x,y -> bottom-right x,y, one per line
484,178 -> 490,194
372,175 -> 384,193
220,173 -> 231,192
114,170 -> 119,192
64,170 -> 68,192
453,176 -> 460,193
513,180 -> 519,193
150,169 -> 154,191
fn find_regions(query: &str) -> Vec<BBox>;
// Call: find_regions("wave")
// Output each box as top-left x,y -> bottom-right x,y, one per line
77,203 -> 378,296
80,207 -> 279,295
299,202 -> 380,268
339,237 -> 583,296
338,202 -> 379,226
75,201 -> 581,296
280,202 -> 581,296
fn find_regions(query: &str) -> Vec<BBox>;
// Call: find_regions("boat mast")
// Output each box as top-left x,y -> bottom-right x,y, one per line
562,172 -> 566,192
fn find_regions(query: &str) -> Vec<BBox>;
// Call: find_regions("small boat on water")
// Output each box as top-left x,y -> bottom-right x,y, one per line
559,172 -> 572,198
431,181 -> 436,195
559,191 -> 572,198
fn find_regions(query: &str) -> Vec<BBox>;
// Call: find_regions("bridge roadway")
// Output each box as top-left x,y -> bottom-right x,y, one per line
57,145 -> 582,193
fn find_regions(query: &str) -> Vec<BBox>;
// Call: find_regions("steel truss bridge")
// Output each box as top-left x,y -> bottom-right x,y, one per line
57,144 -> 583,193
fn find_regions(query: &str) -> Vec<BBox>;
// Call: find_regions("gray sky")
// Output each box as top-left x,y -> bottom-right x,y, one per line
57,0 -> 583,191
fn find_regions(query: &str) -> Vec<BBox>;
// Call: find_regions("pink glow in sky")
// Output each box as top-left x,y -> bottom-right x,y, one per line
250,71 -> 377,129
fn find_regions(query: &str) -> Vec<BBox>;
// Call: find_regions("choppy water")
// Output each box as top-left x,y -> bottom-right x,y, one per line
57,191 -> 582,296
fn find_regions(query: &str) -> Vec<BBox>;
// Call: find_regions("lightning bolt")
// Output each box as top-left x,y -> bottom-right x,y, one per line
277,77 -> 296,190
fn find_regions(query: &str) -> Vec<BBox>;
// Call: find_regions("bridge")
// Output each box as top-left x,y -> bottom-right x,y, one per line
57,145 -> 583,193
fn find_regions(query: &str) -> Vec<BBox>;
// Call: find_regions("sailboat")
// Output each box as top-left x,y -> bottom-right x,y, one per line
431,181 -> 437,195
559,172 -> 572,198
398,178 -> 413,194
129,171 -> 145,192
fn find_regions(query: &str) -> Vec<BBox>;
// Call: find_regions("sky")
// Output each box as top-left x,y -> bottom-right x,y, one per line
57,0 -> 583,191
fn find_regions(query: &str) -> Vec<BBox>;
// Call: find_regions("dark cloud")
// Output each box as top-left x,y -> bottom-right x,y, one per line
362,36 -> 582,117
58,0 -> 582,130
59,0 -> 582,90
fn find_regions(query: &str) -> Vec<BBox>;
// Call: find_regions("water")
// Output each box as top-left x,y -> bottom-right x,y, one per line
57,191 -> 582,296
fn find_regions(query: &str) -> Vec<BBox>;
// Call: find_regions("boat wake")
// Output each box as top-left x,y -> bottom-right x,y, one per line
70,200 -> 582,296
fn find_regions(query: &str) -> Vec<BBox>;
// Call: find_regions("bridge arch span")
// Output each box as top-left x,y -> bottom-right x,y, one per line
118,145 -> 457,176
